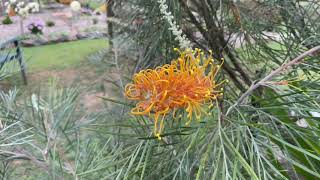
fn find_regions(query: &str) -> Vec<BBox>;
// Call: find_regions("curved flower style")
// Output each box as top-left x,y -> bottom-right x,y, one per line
125,49 -> 226,139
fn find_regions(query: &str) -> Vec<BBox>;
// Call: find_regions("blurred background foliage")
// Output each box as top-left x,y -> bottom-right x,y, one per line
1,0 -> 320,179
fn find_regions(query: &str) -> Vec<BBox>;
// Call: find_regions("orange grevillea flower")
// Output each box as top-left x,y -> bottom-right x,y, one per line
125,48 -> 226,139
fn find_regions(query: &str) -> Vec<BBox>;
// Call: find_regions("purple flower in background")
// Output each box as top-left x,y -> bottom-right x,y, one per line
27,23 -> 34,30
34,19 -> 44,27
36,24 -> 43,30
27,19 -> 44,34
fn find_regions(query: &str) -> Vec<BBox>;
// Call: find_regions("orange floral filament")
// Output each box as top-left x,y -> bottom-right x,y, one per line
125,48 -> 226,139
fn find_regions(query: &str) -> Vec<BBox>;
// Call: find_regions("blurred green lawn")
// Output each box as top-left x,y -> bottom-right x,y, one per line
23,39 -> 106,71
88,1 -> 102,9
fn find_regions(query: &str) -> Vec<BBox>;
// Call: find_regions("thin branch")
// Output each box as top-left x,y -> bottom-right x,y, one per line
226,45 -> 320,115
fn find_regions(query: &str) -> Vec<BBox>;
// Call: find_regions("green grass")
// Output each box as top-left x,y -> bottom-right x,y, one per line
23,39 -> 107,71
87,1 -> 103,9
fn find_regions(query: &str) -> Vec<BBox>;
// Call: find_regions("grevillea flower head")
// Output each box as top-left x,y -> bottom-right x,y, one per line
125,48 -> 227,139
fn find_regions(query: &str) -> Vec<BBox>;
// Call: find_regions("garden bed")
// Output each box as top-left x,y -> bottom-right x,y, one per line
0,2 -> 106,44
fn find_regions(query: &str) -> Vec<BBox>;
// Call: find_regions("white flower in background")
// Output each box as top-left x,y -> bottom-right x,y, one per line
17,1 -> 24,7
18,7 -> 28,16
157,0 -> 191,49
70,1 -> 81,12
27,2 -> 39,13
5,0 -> 39,17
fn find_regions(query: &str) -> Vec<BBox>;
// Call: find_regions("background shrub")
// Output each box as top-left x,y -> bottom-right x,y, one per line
2,16 -> 13,25
45,20 -> 55,27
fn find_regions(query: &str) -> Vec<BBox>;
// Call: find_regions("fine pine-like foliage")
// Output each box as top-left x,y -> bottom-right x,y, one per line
1,0 -> 320,179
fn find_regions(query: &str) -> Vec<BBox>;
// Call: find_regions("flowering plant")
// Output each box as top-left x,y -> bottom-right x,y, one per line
27,20 -> 44,34
125,48 -> 226,139
4,0 -> 39,17
157,0 -> 191,49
